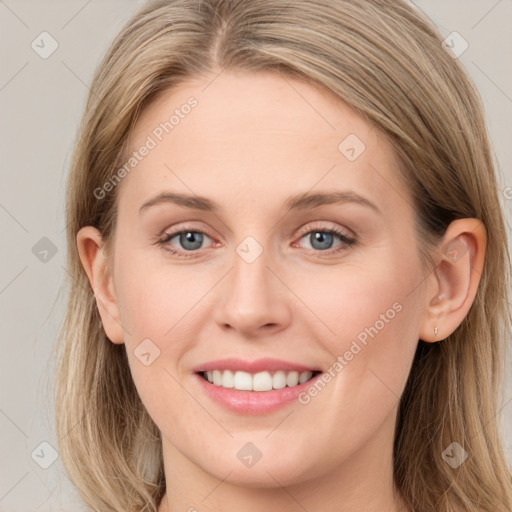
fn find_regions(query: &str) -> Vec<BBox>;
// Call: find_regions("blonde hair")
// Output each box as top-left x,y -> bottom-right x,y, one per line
53,0 -> 512,510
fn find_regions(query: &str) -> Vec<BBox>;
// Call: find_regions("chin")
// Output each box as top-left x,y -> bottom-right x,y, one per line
199,450 -> 323,489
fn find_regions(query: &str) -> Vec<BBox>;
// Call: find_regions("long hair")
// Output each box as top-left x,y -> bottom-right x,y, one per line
53,0 -> 512,510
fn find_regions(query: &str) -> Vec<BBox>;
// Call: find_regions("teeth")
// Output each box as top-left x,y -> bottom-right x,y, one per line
203,370 -> 316,391
221,370 -> 235,388
272,370 -> 287,389
234,370 -> 253,390
212,370 -> 222,386
299,371 -> 311,384
286,371 -> 299,387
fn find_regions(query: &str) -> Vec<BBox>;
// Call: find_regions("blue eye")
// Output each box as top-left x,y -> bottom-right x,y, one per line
155,224 -> 355,259
157,229 -> 211,257
168,231 -> 205,251
302,231 -> 342,251
296,227 -> 356,254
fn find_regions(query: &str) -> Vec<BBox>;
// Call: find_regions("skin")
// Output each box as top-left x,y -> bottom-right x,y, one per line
77,69 -> 486,512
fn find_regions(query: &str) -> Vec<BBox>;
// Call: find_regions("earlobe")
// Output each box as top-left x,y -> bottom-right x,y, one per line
76,226 -> 125,344
419,218 -> 487,343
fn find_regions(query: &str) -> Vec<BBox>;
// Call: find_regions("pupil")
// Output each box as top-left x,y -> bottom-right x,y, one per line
181,231 -> 202,250
312,232 -> 332,250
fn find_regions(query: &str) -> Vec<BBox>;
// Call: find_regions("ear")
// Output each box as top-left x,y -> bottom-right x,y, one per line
418,218 -> 487,343
76,226 -> 124,344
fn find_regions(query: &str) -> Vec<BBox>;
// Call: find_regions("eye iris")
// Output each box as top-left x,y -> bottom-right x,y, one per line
310,231 -> 333,250
180,231 -> 203,250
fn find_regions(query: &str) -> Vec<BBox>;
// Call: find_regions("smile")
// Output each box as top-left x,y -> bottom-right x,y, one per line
201,369 -> 322,391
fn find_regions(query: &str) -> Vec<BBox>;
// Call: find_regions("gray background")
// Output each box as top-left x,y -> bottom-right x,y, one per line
0,1 -> 511,510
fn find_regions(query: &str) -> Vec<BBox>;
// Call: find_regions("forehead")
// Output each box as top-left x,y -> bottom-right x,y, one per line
117,69 -> 412,220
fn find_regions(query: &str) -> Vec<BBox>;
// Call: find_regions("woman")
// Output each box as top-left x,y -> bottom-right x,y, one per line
53,0 -> 512,510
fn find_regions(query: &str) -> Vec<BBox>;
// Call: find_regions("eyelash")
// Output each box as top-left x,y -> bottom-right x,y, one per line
154,222 -> 356,259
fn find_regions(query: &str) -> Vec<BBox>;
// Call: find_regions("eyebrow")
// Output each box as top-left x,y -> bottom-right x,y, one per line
139,190 -> 380,214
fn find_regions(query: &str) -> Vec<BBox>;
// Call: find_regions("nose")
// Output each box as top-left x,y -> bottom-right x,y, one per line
213,243 -> 292,337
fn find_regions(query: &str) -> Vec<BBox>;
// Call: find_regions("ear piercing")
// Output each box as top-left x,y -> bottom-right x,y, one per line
434,325 -> 439,338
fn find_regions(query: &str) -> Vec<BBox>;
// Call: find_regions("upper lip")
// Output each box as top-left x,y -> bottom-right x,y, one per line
192,358 -> 321,374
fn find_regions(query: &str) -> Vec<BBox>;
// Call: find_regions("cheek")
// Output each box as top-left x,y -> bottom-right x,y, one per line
302,255 -> 419,347
301,253 -> 422,397
114,255 -> 203,341
288,262 -> 421,466
113,257 -> 218,402
114,261 -> 199,426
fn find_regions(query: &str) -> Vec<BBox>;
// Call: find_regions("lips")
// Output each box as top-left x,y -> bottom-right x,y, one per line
194,370 -> 324,414
192,357 -> 324,413
192,357 -> 321,374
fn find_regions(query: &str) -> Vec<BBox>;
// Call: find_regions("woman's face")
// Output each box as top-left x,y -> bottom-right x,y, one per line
101,70 -> 431,487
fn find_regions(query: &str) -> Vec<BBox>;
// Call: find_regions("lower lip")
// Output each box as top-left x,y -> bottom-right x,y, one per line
193,372 -> 323,415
